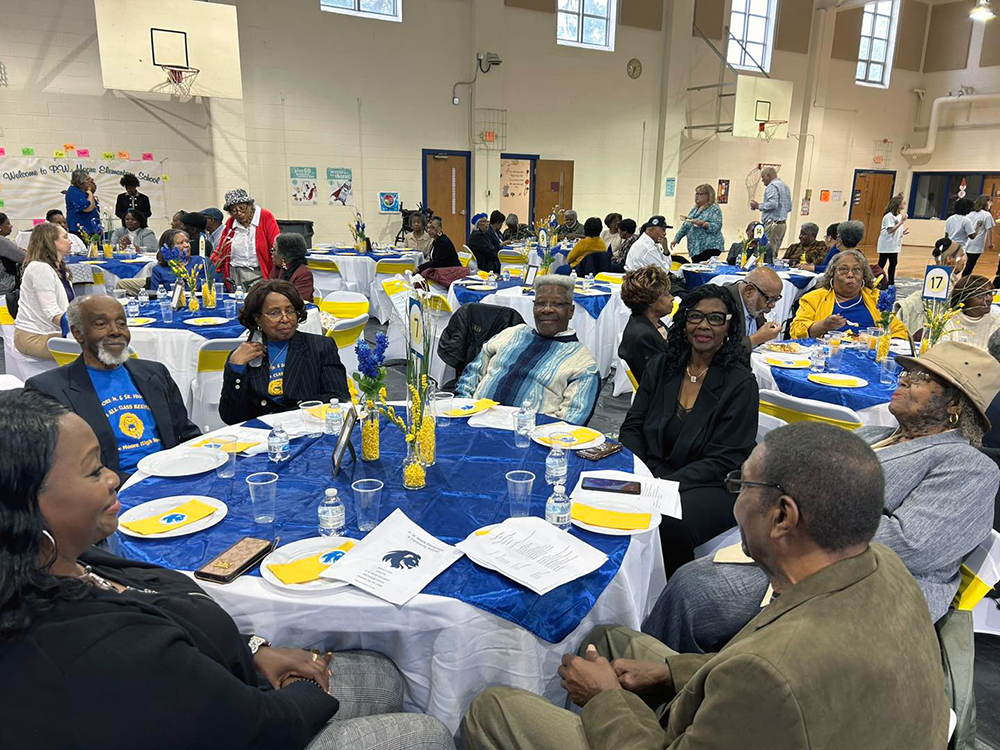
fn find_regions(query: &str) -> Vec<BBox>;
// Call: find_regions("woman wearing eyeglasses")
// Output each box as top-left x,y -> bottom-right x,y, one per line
644,341 -> 1000,656
620,284 -> 759,576
219,280 -> 349,425
789,246 -> 909,339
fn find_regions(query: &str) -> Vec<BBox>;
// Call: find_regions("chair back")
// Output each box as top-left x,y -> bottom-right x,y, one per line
306,258 -> 342,273
458,249 -> 473,267
47,337 -> 82,366
954,529 -> 1000,612
498,249 -> 524,265
319,290 -> 369,318
758,389 -> 863,430
595,272 -> 624,285
424,293 -> 452,314
755,412 -> 788,442
375,259 -> 416,276
326,313 -> 369,350
625,366 -> 638,391
0,301 -> 14,326
196,338 -> 244,373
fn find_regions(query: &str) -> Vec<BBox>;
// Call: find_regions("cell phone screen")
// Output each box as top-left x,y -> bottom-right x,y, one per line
580,477 -> 642,495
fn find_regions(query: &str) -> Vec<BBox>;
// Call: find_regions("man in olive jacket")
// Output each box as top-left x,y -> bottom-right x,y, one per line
463,422 -> 950,750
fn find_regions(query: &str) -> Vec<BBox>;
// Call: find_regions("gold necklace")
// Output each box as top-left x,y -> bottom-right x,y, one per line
686,364 -> 708,383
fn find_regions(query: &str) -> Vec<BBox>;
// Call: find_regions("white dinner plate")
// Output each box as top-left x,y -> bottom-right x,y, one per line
118,495 -> 227,539
309,248 -> 330,254
261,536 -> 354,595
136,446 -> 227,477
570,497 -> 661,536
121,258 -> 152,264
531,423 -> 606,451
762,354 -> 811,369
438,398 -> 487,418
184,317 -> 230,326
806,373 -> 869,389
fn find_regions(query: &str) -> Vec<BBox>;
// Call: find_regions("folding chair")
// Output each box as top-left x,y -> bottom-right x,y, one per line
307,257 -> 348,298
326,313 -> 369,375
47,337 -> 139,367
756,412 -> 788,442
498,249 -> 525,275
382,276 -> 410,361
189,338 -> 244,432
758,389 -> 864,430
422,293 -> 455,386
595,272 -> 625,285
319,290 -> 370,319
373,259 -> 417,323
458,249 -> 475,269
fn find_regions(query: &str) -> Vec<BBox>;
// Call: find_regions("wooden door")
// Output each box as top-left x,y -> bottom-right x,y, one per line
983,175 -> 1000,251
424,152 -> 469,245
849,171 -> 895,255
533,160 -> 574,225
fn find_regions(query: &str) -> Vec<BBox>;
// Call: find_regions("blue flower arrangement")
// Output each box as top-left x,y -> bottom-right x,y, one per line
876,285 -> 897,329
352,330 -> 389,403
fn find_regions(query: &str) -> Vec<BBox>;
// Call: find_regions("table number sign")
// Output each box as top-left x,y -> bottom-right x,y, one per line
921,265 -> 952,301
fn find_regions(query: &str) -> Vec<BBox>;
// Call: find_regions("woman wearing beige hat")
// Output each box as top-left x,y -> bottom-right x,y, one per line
645,341 -> 1000,657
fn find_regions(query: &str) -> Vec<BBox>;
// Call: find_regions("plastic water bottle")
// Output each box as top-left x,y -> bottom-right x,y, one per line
234,286 -> 245,303
155,283 -> 167,302
501,267 -> 511,282
514,399 -> 535,448
809,345 -> 827,373
137,288 -> 149,307
267,426 -> 290,462
325,399 -> 344,437
126,298 -> 139,318
545,484 -> 571,531
584,273 -> 595,290
545,440 -> 569,486
318,488 -> 345,536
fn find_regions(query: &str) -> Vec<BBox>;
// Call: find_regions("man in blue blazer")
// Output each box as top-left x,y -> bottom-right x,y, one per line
25,296 -> 200,480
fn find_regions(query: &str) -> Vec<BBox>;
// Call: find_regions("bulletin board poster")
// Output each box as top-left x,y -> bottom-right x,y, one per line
327,167 -> 354,207
289,167 -> 318,205
717,179 -> 730,204
379,191 -> 401,213
665,178 -> 676,198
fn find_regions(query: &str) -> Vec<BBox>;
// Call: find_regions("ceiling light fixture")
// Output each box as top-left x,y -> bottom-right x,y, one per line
970,0 -> 995,22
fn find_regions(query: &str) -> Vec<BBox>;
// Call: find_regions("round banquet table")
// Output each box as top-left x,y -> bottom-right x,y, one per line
750,340 -> 906,427
115,416 -> 664,736
66,254 -> 157,293
125,299 -> 321,408
680,264 -> 817,327
446,281 -> 622,377
309,247 -> 423,306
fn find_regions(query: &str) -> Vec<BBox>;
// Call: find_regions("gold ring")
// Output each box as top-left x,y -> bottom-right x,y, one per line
312,653 -> 320,662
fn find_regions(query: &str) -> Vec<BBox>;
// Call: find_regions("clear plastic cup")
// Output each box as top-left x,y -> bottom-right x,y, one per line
247,472 -> 278,523
210,434 -> 238,479
880,358 -> 899,385
299,400 -> 324,438
224,299 -> 237,319
506,470 -> 535,518
352,478 -> 384,532
432,392 -> 453,429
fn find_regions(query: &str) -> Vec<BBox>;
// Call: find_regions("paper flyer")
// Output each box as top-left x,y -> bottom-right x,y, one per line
290,166 -> 318,205
327,167 -> 354,206
320,508 -> 463,605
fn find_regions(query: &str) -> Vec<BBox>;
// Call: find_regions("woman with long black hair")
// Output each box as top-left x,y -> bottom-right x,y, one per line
620,284 -> 759,575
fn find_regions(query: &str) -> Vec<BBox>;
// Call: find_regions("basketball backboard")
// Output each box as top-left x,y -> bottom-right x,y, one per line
93,0 -> 243,100
733,76 -> 792,140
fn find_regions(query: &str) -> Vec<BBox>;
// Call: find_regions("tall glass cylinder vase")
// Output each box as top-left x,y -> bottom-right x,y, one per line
418,386 -> 436,466
402,438 -> 426,490
361,410 -> 380,461
876,329 -> 892,363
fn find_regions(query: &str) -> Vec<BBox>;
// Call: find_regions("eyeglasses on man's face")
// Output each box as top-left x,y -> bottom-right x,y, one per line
897,368 -> 937,386
747,281 -> 781,306
686,310 -> 732,327
725,470 -> 786,496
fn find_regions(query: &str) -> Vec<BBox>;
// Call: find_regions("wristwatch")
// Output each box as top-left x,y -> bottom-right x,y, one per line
247,634 -> 270,655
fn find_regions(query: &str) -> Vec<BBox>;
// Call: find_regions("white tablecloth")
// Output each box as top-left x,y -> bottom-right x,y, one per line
445,286 -> 623,377
127,308 -> 322,409
310,251 -> 423,307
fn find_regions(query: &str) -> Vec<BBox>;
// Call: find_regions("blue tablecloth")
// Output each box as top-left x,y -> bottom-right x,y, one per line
683,264 -> 815,290
768,344 -> 897,412
116,418 -> 635,643
129,301 -> 317,340
452,278 -> 524,306
312,249 -> 408,262
67,256 -> 153,279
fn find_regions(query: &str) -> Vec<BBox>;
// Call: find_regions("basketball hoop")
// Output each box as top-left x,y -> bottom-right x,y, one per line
758,119 -> 788,143
159,64 -> 199,97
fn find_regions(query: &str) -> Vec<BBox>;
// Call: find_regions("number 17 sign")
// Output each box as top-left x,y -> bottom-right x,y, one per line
922,265 -> 952,301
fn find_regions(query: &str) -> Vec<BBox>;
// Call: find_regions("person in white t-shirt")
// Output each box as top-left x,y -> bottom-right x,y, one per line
875,195 -> 908,286
946,197 -> 985,276
967,194 -> 997,280
624,215 -> 673,274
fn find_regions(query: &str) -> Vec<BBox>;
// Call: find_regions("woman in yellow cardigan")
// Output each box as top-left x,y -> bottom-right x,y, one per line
566,217 -> 607,267
790,248 -> 908,339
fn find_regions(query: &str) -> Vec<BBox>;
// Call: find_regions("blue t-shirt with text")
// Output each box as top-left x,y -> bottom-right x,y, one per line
87,365 -> 162,473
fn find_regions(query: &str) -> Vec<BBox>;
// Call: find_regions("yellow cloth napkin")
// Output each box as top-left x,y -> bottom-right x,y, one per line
120,499 -> 218,536
571,503 -> 651,530
128,317 -> 156,326
808,374 -> 862,387
537,427 -> 602,446
192,437 -> 260,453
189,317 -> 225,325
267,541 -> 355,584
763,357 -> 808,368
444,398 -> 498,417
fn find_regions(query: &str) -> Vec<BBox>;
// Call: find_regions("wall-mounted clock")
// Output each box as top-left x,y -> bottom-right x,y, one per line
627,58 -> 642,79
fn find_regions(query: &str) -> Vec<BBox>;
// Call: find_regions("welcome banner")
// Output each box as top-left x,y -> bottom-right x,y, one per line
0,158 -> 167,227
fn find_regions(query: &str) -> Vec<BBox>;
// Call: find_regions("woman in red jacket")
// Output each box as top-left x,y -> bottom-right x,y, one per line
212,188 -> 280,291
269,233 -> 315,303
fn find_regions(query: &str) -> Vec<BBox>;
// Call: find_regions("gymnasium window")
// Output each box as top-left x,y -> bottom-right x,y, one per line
726,0 -> 779,73
855,0 -> 900,88
557,0 -> 617,52
908,173 -> 985,220
320,0 -> 402,22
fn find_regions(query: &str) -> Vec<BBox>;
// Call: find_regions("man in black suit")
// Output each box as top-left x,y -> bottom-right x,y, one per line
723,267 -> 783,359
25,296 -> 200,480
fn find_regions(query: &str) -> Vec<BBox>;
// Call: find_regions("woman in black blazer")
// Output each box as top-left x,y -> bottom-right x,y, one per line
417,217 -> 461,274
114,173 -> 152,225
618,265 -> 674,386
0,389 -> 454,750
620,284 -> 758,576
220,279 -> 350,424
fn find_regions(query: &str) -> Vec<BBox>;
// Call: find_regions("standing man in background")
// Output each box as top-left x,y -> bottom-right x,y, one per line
750,167 -> 792,253
201,208 -> 225,249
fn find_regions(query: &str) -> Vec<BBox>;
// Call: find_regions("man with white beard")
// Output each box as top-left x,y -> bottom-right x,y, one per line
25,296 -> 200,480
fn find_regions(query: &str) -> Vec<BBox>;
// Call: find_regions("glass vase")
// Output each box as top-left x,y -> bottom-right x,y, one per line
876,330 -> 892,363
202,282 -> 216,309
402,439 -> 426,490
418,387 -> 436,466
361,411 -> 380,461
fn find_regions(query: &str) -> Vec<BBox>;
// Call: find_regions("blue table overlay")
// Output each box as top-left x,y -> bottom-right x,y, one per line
452,278 -> 524,307
311,249 -> 409,262
126,300 -> 317,340
116,418 -> 636,643
683,264 -> 815,290
454,282 -> 612,320
767,344 -> 897,412
67,256 -> 153,280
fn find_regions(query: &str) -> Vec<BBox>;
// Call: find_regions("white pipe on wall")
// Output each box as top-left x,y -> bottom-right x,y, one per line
900,92 -> 1000,159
